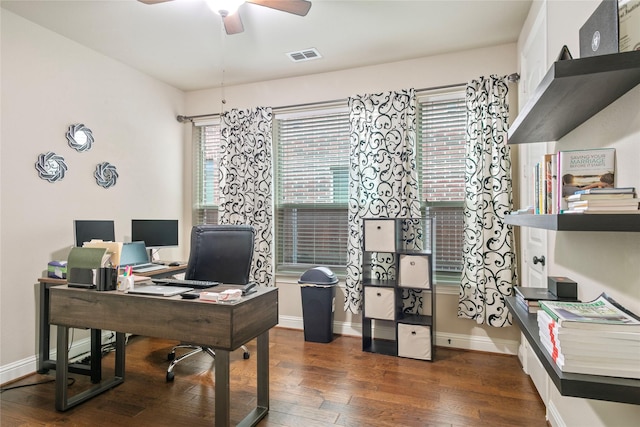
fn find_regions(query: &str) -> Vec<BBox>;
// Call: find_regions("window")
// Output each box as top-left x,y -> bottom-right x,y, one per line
274,107 -> 350,273
193,120 -> 222,225
193,91 -> 467,281
417,91 -> 466,277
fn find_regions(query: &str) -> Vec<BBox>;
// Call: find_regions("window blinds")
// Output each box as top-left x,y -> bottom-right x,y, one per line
274,108 -> 350,270
418,93 -> 466,273
193,121 -> 221,225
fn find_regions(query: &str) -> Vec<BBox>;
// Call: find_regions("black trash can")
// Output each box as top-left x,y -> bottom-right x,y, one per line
299,267 -> 338,343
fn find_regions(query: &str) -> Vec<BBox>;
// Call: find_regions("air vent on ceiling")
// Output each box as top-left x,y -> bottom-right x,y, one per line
286,48 -> 322,62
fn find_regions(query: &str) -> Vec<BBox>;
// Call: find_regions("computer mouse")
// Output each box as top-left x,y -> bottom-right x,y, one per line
181,292 -> 200,299
169,261 -> 181,266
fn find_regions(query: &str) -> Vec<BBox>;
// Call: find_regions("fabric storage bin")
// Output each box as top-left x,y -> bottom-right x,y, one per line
397,323 -> 431,360
398,254 -> 430,289
363,219 -> 396,252
364,286 -> 395,320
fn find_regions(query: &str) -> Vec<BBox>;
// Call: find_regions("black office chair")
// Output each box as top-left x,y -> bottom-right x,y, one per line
166,224 -> 255,382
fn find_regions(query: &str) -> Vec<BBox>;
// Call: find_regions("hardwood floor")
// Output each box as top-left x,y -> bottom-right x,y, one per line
1,328 -> 547,426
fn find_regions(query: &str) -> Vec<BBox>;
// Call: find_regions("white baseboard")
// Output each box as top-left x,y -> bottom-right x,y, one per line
277,315 -> 518,355
546,399 -> 565,427
1,331 -> 115,385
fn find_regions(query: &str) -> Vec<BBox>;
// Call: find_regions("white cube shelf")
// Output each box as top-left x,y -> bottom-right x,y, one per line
361,217 -> 435,361
363,219 -> 396,252
398,254 -> 431,289
397,324 -> 432,361
364,287 -> 395,320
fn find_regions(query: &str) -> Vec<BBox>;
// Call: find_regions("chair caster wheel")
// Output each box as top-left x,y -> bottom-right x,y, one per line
243,352 -> 250,359
166,372 -> 174,382
167,352 -> 175,361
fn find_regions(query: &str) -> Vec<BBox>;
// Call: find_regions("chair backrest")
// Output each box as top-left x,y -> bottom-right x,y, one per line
184,224 -> 255,285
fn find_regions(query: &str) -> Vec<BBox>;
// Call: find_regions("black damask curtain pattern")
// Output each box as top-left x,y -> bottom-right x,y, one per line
345,89 -> 421,313
219,107 -> 274,287
458,76 -> 516,326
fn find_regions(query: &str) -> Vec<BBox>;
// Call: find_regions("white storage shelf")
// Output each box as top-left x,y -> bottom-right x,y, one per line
361,218 -> 435,361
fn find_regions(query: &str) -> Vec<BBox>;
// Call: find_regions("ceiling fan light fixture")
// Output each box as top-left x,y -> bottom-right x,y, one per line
206,0 -> 244,17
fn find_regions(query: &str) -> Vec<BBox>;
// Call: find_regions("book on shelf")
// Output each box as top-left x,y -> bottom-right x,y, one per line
573,186 -> 635,195
562,209 -> 640,214
568,198 -> 639,208
516,296 -> 541,313
533,154 -> 557,215
515,286 -> 563,302
567,199 -> 640,213
534,162 -> 540,214
513,286 -> 577,314
539,293 -> 640,332
557,148 -> 615,212
566,192 -> 636,201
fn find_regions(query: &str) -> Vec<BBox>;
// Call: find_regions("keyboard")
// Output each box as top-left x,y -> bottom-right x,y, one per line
151,278 -> 220,289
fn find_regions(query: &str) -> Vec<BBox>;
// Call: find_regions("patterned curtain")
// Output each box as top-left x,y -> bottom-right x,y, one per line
345,89 -> 421,313
458,76 -> 517,326
219,107 -> 274,287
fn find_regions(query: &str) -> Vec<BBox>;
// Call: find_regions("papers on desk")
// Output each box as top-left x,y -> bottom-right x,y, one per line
82,240 -> 123,266
200,289 -> 243,302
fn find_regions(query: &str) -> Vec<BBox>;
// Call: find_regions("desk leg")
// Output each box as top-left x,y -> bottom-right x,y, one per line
38,283 -> 53,374
256,331 -> 269,411
54,325 -> 125,412
236,331 -> 269,427
215,349 -> 230,427
90,329 -> 102,383
55,325 -> 70,410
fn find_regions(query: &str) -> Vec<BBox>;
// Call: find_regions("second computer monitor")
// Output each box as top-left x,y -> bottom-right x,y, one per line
131,219 -> 178,248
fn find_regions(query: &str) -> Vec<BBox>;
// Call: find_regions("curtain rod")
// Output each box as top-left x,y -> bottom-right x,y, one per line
176,75 -> 518,123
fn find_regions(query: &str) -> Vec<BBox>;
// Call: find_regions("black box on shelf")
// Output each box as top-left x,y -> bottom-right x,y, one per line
548,276 -> 578,299
579,0 -> 619,57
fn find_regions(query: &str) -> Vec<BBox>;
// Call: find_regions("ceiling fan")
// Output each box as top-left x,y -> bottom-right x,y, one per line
139,0 -> 312,35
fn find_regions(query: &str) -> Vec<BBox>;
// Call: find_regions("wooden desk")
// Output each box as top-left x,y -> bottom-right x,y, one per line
49,285 -> 278,426
37,265 -> 187,379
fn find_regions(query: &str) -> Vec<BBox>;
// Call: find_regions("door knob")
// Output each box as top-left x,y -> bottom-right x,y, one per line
533,255 -> 545,266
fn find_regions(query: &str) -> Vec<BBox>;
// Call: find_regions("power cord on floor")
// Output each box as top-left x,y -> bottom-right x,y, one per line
0,377 -> 75,393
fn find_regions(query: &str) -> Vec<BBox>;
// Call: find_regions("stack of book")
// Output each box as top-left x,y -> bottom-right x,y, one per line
564,187 -> 638,214
537,293 -> 640,379
514,286 -> 578,314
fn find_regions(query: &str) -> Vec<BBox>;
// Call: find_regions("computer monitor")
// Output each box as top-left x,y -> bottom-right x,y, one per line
74,220 -> 115,247
131,219 -> 179,248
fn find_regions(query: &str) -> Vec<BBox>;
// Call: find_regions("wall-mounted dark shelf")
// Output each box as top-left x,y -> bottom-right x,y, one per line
508,51 -> 640,145
504,213 -> 640,232
505,297 -> 640,405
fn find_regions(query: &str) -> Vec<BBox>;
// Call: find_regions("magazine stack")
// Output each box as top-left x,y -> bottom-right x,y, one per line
537,293 -> 640,379
564,187 -> 639,214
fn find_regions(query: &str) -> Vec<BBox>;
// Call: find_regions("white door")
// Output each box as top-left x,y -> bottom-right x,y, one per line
518,2 -> 548,289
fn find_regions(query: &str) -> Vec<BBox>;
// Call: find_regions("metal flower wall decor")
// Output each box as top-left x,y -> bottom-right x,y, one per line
35,151 -> 68,183
66,123 -> 94,152
94,162 -> 119,188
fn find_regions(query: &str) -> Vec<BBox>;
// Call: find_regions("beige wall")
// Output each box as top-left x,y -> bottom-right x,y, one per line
1,10 -> 187,380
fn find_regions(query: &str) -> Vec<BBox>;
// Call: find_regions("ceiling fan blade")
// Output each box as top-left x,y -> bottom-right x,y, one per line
248,0 -> 312,16
137,0 -> 174,4
223,13 -> 244,35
